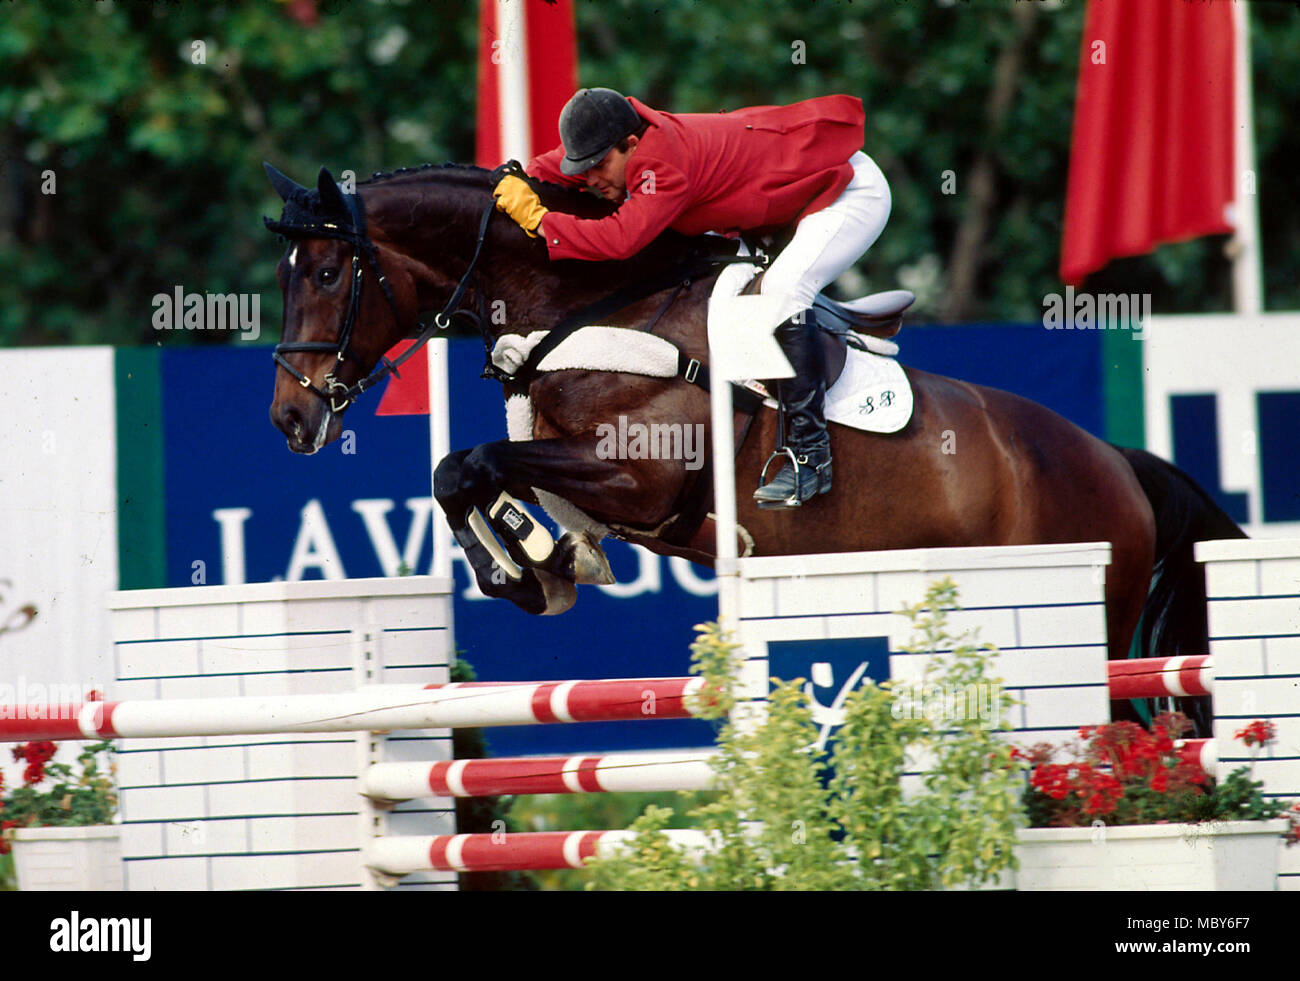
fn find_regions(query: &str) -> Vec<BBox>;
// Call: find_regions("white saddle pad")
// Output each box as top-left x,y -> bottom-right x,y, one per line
708,245 -> 914,435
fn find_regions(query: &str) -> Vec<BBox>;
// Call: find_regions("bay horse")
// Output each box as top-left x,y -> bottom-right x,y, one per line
264,162 -> 1244,732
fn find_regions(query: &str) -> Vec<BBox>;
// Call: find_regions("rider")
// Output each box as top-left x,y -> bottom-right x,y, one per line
492,87 -> 891,508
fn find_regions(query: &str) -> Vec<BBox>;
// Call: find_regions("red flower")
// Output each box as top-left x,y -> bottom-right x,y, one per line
1234,721 -> 1276,748
12,741 -> 57,766
0,819 -> 16,856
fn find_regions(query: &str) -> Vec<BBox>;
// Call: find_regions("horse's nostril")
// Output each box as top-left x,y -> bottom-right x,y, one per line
276,404 -> 305,439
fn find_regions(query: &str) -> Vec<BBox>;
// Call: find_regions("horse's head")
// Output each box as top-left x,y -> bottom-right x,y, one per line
263,163 -> 415,453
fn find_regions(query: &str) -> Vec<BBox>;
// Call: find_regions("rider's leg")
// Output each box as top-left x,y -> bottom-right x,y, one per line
753,152 -> 891,507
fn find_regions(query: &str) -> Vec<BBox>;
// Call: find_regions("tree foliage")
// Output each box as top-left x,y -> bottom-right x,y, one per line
2,0 -> 1297,348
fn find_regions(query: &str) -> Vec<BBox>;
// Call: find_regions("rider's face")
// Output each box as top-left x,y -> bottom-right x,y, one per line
585,136 -> 637,201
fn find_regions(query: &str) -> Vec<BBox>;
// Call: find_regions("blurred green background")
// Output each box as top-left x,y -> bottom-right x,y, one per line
2,0 -> 1297,348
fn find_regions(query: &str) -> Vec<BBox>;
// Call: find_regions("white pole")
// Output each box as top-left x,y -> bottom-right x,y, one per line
427,341 -> 453,582
709,364 -> 741,633
1231,0 -> 1263,316
496,0 -> 531,163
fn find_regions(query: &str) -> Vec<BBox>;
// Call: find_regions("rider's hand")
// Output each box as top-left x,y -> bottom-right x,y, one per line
493,174 -> 548,238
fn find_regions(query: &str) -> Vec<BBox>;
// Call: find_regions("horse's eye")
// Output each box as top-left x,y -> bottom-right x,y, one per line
316,268 -> 338,286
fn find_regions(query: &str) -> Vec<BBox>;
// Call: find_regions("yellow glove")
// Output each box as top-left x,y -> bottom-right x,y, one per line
493,175 -> 548,237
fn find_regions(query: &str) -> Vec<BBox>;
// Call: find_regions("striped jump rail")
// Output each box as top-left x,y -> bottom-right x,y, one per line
0,677 -> 713,742
1107,655 -> 1213,700
365,830 -> 717,875
364,749 -> 720,800
1178,738 -> 1215,772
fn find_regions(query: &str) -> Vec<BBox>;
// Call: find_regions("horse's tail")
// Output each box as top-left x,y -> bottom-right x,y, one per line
1114,445 -> 1248,660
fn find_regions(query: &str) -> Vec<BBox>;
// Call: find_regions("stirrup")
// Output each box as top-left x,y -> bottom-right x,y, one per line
757,446 -> 802,507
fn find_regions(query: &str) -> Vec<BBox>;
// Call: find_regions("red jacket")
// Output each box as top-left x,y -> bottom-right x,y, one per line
526,95 -> 865,261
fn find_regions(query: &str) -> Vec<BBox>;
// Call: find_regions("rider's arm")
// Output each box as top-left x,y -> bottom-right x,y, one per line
538,157 -> 691,261
525,147 -> 586,189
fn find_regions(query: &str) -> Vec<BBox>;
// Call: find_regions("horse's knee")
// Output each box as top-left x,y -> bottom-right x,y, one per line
433,449 -> 472,503
459,444 -> 507,496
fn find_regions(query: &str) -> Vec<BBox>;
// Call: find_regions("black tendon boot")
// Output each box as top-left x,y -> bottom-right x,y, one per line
753,314 -> 832,508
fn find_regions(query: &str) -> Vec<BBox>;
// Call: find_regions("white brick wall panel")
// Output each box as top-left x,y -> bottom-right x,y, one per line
1208,596 -> 1300,640
365,595 -> 448,631
1259,559 -> 1300,597
737,578 -> 777,619
822,612 -> 909,643
246,813 -> 360,853
116,639 -> 202,680
1015,604 -> 1107,648
1208,637 -> 1267,676
164,817 -> 250,856
243,741 -> 353,780
1213,677 -> 1299,717
121,785 -> 207,823
110,607 -> 158,643
1019,685 -> 1109,733
282,598 -> 363,634
115,750 -> 162,788
775,572 -> 875,617
154,601 -> 241,640
1203,559 -> 1261,599
124,856 -> 210,891
1263,635 -> 1300,674
209,851 -> 363,891
374,627 -> 449,669
117,822 -> 164,858
207,778 -> 357,818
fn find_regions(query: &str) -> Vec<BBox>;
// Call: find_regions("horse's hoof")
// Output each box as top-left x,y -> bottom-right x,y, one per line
558,531 -> 615,585
535,568 -> 578,615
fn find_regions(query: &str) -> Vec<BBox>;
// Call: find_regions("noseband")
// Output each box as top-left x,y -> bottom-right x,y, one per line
268,188 -> 494,413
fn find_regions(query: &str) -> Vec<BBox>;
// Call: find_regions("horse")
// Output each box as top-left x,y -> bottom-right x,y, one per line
263,162 -> 1245,733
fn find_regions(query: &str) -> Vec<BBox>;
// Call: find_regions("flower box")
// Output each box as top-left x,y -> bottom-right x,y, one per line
1015,819 -> 1287,891
10,825 -> 124,891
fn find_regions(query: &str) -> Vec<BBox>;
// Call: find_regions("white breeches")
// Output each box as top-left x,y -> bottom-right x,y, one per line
759,151 -> 891,318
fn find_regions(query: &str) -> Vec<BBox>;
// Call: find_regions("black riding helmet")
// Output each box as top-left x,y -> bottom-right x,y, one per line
558,88 -> 642,175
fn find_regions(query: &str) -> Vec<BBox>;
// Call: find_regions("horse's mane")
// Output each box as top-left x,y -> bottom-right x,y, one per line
359,162 -> 616,220
357,162 -> 737,281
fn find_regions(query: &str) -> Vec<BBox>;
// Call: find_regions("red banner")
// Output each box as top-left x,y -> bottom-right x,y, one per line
1060,0 -> 1234,286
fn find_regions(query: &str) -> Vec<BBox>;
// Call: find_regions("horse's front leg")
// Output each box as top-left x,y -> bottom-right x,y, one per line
433,435 -> 684,615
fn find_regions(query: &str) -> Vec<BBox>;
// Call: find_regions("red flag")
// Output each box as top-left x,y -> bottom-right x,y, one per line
379,1 -> 576,416
374,340 -> 430,416
1060,0 -> 1234,286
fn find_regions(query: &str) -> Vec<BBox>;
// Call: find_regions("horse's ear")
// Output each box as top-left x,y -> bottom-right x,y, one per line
264,162 -> 305,202
316,167 -> 349,218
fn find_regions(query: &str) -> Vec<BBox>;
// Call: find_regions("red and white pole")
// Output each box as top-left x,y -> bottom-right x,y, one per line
363,749 -> 719,800
366,829 -> 715,874
0,677 -> 711,742
1107,655 -> 1214,700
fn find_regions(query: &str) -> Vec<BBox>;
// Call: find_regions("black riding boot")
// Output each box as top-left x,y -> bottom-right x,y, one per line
753,314 -> 832,509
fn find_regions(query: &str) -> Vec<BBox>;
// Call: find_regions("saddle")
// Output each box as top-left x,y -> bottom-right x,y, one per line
740,270 -> 915,390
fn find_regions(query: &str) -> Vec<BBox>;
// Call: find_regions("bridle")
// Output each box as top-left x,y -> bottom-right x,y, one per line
267,185 -> 495,413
